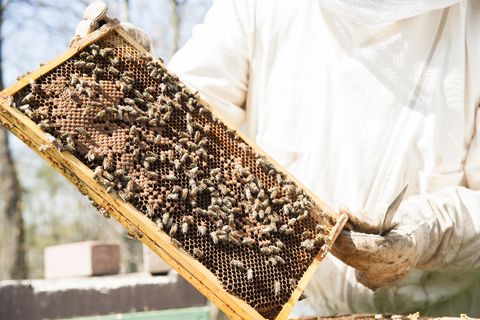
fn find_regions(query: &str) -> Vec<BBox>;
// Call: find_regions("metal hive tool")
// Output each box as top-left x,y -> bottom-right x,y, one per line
0,22 -> 347,320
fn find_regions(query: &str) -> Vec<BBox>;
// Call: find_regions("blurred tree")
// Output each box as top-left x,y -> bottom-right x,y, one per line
121,0 -> 129,22
169,0 -> 188,56
0,0 -> 212,280
0,0 -> 91,280
0,0 -> 28,280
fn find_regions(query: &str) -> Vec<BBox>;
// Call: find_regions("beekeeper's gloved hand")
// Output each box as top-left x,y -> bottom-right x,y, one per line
331,190 -> 437,291
69,0 -> 155,54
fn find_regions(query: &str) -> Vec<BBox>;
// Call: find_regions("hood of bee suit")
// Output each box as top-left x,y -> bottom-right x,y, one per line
266,0 -> 461,154
315,0 -> 461,27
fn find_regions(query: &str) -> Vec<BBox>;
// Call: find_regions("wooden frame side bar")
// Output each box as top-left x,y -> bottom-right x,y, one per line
0,23 -> 347,320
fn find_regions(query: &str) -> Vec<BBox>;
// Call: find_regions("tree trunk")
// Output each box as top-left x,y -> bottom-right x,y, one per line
0,0 -> 28,279
121,0 -> 129,22
0,131 -> 28,279
170,0 -> 181,57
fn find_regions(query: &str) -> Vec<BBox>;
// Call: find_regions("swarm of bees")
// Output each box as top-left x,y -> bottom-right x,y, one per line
11,33 -> 337,320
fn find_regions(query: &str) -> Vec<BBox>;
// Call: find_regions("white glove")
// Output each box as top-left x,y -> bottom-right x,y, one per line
69,0 -> 155,55
331,195 -> 434,290
332,185 -> 480,300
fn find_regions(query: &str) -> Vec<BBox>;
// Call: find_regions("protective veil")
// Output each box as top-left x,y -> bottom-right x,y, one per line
316,0 -> 461,26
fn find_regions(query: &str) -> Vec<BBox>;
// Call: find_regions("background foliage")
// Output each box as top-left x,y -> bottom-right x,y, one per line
0,0 -> 213,280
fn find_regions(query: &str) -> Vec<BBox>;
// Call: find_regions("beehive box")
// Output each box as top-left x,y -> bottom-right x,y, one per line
0,21 -> 347,320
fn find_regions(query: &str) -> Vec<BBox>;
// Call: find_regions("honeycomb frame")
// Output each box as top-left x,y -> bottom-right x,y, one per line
0,21 -> 347,320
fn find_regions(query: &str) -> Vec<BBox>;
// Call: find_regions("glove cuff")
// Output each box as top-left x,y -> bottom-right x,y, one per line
394,196 -> 436,268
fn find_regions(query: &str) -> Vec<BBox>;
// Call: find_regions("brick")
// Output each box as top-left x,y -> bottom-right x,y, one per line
143,245 -> 172,275
44,241 -> 120,279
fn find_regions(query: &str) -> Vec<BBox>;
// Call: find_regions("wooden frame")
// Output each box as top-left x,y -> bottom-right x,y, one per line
0,21 -> 347,320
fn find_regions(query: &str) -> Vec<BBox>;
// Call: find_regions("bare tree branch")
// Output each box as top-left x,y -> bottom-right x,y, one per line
169,0 -> 188,56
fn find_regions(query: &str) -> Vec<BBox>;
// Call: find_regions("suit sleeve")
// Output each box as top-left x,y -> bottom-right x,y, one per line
168,0 -> 255,129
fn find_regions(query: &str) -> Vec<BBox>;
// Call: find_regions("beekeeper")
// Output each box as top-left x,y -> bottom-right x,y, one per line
73,0 -> 480,316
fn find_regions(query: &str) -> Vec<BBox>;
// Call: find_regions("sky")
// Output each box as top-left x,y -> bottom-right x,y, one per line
3,0 -> 213,85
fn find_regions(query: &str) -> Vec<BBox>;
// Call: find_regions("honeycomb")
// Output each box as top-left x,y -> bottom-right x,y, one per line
10,30 -> 337,319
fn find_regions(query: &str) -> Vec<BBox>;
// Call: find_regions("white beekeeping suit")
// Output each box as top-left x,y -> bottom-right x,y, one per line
168,0 -> 480,315
73,0 -> 480,315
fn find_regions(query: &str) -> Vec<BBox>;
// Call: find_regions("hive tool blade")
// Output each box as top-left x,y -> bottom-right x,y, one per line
379,185 -> 408,236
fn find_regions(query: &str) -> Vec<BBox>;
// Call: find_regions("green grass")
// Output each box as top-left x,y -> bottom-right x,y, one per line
65,306 -> 210,320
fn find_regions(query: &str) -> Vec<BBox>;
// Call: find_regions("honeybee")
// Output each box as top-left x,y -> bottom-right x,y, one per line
276,240 -> 285,249
238,143 -> 248,153
230,259 -> 245,270
314,233 -> 326,246
102,157 -> 112,171
93,67 -> 105,77
242,237 -> 255,246
108,66 -> 120,76
246,269 -> 253,282
85,62 -> 96,70
146,171 -> 159,180
169,223 -> 178,237
146,204 -> 155,217
143,92 -> 155,102
197,223 -> 207,236
128,225 -> 143,240
145,86 -> 156,94
110,57 -> 120,66
180,153 -> 189,164
210,232 -> 219,244
65,135 -> 76,152
21,93 -> 35,104
260,226 -> 273,236
134,97 -> 146,107
260,247 -> 272,255
268,257 -> 278,266
274,281 -> 281,296
155,219 -> 164,230
94,109 -> 106,120
154,135 -> 163,146
75,127 -> 90,138
29,79 -> 39,93
193,248 -> 204,258
99,47 -> 113,57
162,212 -> 170,226
301,239 -> 315,251
180,188 -> 189,201
102,171 -> 114,182
74,60 -> 86,68
126,180 -> 136,193
167,193 -> 179,201
181,222 -> 189,234
38,144 -> 51,152
118,191 -> 131,202
145,156 -> 157,164
99,208 -> 111,219
302,231 -> 312,239
171,238 -> 182,248
275,255 -> 285,265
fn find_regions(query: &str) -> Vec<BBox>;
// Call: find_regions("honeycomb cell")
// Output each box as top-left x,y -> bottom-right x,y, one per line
12,31 -> 338,320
